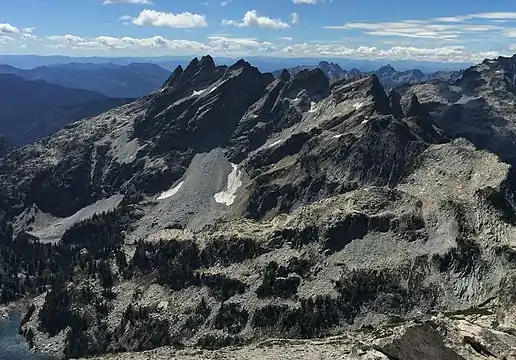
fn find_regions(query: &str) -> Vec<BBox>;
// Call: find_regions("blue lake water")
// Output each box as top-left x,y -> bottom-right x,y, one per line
0,313 -> 55,360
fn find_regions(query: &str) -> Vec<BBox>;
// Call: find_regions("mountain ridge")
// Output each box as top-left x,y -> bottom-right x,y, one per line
0,73 -> 132,146
272,61 -> 464,89
0,62 -> 171,98
1,53 -> 516,359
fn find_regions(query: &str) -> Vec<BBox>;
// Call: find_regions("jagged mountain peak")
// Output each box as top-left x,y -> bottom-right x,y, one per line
404,92 -> 428,119
279,69 -> 291,82
7,54 -> 516,360
378,64 -> 396,73
199,54 -> 216,69
284,67 -> 330,99
162,65 -> 184,88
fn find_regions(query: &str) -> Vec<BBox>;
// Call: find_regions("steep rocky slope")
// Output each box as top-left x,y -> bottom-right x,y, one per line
1,54 -> 516,359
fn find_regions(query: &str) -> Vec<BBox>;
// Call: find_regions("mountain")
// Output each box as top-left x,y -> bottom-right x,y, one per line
0,55 -> 469,73
0,62 -> 170,98
0,73 -> 131,145
374,64 -> 425,88
274,62 -> 463,89
1,54 -> 516,359
272,61 -> 348,79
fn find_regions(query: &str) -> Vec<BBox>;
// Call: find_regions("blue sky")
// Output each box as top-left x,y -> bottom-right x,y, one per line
1,0 -> 516,63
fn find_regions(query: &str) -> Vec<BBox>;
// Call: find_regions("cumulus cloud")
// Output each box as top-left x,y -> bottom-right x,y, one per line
102,0 -> 153,4
47,34 -> 207,52
207,36 -> 276,53
292,13 -> 299,25
42,32 -> 510,63
223,10 -> 290,29
0,23 -> 20,34
0,23 -> 37,42
132,9 -> 207,28
281,42 -> 502,63
0,35 -> 14,45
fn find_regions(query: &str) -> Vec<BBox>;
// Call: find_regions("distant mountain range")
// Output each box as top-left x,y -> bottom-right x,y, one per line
0,54 -> 470,73
0,62 -> 170,98
273,61 -> 464,89
0,73 -> 131,146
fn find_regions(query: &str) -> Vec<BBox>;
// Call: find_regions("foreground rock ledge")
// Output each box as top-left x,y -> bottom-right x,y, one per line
75,314 -> 516,360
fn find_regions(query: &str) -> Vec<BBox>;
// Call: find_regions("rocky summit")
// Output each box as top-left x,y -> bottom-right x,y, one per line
2,54 -> 516,359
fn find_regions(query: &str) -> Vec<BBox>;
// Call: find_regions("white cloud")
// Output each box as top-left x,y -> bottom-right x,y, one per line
0,36 -> 14,45
221,0 -> 232,7
207,36 -> 276,53
0,24 -> 37,42
325,17 -> 506,41
506,29 -> 516,37
22,27 -> 35,34
293,0 -> 319,3
471,12 -> 516,20
42,32 -> 510,63
0,23 -> 20,34
281,43 -> 503,63
47,34 -> 207,52
292,13 -> 299,25
132,9 -> 207,28
223,10 -> 290,29
102,0 -> 153,4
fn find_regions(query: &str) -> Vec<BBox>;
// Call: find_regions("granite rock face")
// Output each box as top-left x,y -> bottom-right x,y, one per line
2,55 -> 516,359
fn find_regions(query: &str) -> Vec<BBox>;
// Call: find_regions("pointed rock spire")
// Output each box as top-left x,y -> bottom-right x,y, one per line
286,68 -> 330,99
162,65 -> 184,88
405,93 -> 426,118
388,90 -> 403,118
199,55 -> 216,70
279,69 -> 291,82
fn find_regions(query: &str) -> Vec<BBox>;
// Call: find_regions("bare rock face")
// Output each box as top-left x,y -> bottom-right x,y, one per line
3,55 -> 516,360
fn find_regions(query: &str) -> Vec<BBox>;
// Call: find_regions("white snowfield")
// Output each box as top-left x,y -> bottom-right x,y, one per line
268,139 -> 283,148
214,163 -> 243,206
308,101 -> 317,113
157,181 -> 184,200
353,102 -> 364,110
192,88 -> 207,96
456,94 -> 481,104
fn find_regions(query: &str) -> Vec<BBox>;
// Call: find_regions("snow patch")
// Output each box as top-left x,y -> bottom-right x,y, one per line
209,86 -> 218,94
268,139 -> 283,148
361,119 -> 370,124
353,102 -> 364,110
214,164 -> 243,206
308,101 -> 317,113
333,134 -> 344,139
291,97 -> 300,102
456,94 -> 480,104
192,88 -> 207,96
251,114 -> 258,119
449,85 -> 462,93
28,195 -> 124,243
157,181 -> 184,200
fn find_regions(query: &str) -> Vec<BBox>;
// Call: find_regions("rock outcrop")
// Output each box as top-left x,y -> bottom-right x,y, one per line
1,55 -> 516,360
